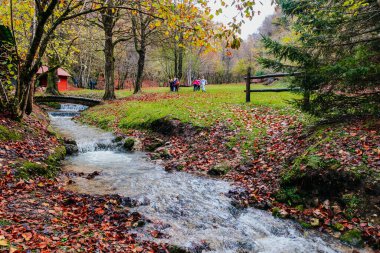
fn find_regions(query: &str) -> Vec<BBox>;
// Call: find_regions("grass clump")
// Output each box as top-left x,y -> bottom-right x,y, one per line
340,229 -> 363,247
0,125 -> 22,141
0,219 -> 12,226
274,187 -> 303,206
342,193 -> 361,219
17,162 -> 50,179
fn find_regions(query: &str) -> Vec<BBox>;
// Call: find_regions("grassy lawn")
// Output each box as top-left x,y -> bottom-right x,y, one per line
63,81 -> 291,99
78,82 -> 304,130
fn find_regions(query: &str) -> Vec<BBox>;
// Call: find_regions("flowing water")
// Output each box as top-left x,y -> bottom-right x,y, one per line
49,104 -> 363,253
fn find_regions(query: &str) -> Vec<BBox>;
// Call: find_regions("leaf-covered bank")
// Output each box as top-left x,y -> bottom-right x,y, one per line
80,87 -> 380,249
0,106 -> 170,252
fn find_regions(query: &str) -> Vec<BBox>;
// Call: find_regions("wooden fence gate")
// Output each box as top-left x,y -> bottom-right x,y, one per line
245,67 -> 301,103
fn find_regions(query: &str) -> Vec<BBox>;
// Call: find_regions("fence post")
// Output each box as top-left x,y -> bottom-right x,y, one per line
246,67 -> 251,103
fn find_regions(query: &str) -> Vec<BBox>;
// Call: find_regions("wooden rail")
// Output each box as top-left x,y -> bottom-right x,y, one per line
245,88 -> 301,92
245,68 -> 302,102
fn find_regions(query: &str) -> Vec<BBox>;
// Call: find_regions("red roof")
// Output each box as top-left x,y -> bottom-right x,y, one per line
57,68 -> 71,77
37,66 -> 48,74
37,66 -> 71,77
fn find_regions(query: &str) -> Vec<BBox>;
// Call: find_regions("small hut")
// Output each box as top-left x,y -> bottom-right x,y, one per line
37,66 -> 71,91
56,68 -> 71,91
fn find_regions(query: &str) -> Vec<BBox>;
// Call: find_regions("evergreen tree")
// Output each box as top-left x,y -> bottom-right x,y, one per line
259,0 -> 380,117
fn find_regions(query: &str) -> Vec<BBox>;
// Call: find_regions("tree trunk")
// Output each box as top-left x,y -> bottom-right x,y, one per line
174,45 -> 178,78
46,68 -> 60,95
25,76 -> 36,115
134,49 -> 145,94
102,6 -> 116,100
178,32 -> 184,80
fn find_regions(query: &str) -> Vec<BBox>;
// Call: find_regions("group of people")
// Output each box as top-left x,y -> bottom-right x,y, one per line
168,77 -> 208,92
169,78 -> 180,92
192,77 -> 207,92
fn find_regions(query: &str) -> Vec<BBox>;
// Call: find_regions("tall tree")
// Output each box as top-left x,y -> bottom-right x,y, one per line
100,0 -> 117,100
130,2 -> 161,94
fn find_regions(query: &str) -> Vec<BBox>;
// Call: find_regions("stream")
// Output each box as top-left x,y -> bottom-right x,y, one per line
49,104 -> 362,253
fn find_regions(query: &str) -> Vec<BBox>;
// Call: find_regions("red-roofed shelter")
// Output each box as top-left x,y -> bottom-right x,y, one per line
37,66 -> 71,91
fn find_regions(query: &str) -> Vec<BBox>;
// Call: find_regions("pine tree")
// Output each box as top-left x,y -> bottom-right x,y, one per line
259,0 -> 380,117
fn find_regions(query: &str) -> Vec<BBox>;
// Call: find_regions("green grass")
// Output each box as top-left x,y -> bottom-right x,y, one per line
0,125 -> 22,141
63,81 -> 291,99
79,82 -> 301,131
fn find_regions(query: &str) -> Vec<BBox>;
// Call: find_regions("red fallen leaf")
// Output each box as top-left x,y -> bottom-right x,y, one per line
38,242 -> 47,249
22,232 -> 33,241
95,207 -> 105,215
134,247 -> 144,252
51,218 -> 59,223
150,230 -> 160,238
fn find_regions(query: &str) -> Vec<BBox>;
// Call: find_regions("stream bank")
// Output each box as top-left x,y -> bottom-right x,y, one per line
79,97 -> 379,250
49,104 -> 371,252
0,105 -> 168,252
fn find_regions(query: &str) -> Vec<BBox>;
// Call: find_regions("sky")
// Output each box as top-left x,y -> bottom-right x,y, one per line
210,0 -> 276,40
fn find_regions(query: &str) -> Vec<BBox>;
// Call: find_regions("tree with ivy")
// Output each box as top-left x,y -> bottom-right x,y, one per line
259,0 -> 380,117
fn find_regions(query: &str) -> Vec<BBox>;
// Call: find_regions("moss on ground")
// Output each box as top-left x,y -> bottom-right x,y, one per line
16,146 -> 66,179
208,162 -> 232,176
0,125 -> 22,141
17,162 -> 51,179
340,229 -> 363,247
46,146 -> 66,166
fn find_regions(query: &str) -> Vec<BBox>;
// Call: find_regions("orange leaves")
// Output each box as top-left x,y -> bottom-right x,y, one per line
21,232 -> 33,241
94,207 -> 105,215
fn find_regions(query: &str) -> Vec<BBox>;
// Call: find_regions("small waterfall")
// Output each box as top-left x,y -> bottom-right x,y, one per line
49,103 -> 120,153
60,103 -> 88,111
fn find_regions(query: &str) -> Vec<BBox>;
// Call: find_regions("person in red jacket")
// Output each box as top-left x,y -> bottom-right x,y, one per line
193,79 -> 200,91
173,77 -> 180,92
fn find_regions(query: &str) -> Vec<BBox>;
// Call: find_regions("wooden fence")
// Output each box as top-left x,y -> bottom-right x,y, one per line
245,67 -> 301,102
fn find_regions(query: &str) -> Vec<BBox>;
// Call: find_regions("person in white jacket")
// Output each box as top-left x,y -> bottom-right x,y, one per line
200,77 -> 207,92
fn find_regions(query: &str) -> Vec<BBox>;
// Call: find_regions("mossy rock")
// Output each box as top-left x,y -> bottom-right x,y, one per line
167,246 -> 189,253
145,138 -> 165,152
124,138 -> 135,151
46,146 -> 66,166
112,136 -> 124,143
340,229 -> 363,247
271,207 -> 281,217
156,148 -> 171,159
0,125 -> 22,141
150,153 -> 161,160
208,162 -> 232,176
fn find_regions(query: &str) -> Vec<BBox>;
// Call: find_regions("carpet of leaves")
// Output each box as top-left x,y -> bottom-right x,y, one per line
0,111 -> 169,252
155,106 -> 380,248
